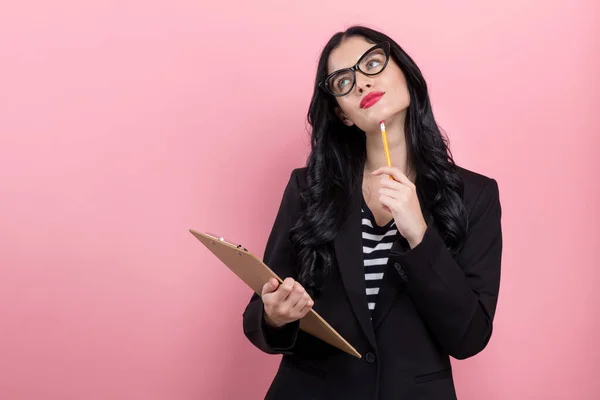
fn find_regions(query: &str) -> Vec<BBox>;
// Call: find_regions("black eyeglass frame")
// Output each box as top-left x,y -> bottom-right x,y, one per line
319,41 -> 391,97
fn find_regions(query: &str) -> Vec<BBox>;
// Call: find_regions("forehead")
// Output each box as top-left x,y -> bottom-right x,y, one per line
327,36 -> 375,74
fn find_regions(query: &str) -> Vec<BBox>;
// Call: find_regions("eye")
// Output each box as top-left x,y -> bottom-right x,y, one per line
336,77 -> 351,89
330,71 -> 353,93
360,49 -> 387,73
366,58 -> 382,70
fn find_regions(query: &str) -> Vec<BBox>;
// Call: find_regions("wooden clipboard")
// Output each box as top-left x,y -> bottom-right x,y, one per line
189,229 -> 361,359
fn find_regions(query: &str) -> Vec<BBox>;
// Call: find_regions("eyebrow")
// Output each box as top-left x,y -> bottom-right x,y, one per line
329,45 -> 375,73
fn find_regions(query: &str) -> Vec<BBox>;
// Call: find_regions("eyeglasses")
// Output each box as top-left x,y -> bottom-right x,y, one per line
320,41 -> 391,97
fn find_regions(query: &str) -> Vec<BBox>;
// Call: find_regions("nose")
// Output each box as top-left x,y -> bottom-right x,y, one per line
354,72 -> 374,94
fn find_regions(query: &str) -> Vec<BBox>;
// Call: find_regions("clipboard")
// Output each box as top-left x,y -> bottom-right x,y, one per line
189,229 -> 361,359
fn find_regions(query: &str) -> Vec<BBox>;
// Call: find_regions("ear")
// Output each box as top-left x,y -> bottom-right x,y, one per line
335,107 -> 355,127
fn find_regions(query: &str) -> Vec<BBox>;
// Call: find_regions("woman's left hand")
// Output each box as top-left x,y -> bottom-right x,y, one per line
371,166 -> 428,249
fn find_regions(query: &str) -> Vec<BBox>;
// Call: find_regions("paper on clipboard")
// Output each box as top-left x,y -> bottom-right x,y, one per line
189,228 -> 361,359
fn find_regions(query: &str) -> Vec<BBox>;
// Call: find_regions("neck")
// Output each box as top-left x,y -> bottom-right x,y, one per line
363,114 -> 414,181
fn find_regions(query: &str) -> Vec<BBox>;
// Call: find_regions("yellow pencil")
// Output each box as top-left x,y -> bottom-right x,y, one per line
379,121 -> 394,180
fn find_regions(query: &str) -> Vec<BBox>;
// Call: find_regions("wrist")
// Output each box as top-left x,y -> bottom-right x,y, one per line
407,223 -> 427,249
263,310 -> 285,329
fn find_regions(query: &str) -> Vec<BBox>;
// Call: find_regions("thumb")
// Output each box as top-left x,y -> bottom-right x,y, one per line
262,278 -> 280,295
269,278 -> 280,291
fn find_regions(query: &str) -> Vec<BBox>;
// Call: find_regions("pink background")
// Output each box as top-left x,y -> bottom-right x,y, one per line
1,1 -> 598,399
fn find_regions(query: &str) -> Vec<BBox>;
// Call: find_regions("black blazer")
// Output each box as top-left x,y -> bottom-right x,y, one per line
243,165 -> 502,400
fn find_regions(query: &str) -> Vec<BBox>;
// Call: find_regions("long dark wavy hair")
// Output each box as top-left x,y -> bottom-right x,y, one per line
290,26 -> 468,297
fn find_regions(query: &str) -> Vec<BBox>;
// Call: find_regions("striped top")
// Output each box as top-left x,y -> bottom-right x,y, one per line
361,198 -> 397,318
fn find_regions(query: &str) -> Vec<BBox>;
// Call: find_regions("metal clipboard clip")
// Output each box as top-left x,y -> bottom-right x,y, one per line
205,232 -> 248,252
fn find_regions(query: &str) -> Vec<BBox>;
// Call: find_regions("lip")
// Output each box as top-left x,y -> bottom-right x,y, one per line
360,91 -> 385,109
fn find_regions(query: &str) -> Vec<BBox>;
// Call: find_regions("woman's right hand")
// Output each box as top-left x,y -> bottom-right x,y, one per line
262,277 -> 314,328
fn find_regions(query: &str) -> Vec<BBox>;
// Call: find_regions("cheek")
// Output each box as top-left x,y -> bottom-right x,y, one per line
396,85 -> 411,107
338,98 -> 360,119
384,78 -> 410,111
384,69 -> 410,107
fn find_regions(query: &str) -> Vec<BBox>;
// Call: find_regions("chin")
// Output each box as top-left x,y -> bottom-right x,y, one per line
377,107 -> 407,125
367,108 -> 396,125
355,106 -> 407,132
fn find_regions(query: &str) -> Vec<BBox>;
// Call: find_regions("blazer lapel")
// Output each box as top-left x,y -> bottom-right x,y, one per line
370,237 -> 408,330
333,172 -> 377,350
371,207 -> 436,330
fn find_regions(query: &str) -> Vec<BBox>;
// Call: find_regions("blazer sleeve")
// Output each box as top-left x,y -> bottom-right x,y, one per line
389,177 -> 502,360
242,169 -> 302,355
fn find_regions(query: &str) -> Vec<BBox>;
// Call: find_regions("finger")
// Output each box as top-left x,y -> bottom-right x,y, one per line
299,299 -> 314,317
379,177 -> 404,191
292,291 -> 311,311
273,277 -> 295,302
261,278 -> 279,296
379,194 -> 396,211
379,187 -> 404,201
284,282 -> 305,308
372,167 -> 414,187
371,165 -> 401,177
291,295 -> 309,315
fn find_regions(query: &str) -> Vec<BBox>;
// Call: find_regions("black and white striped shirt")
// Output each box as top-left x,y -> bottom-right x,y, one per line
361,198 -> 397,318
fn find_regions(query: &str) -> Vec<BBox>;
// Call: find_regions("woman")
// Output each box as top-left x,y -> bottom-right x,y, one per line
242,25 -> 502,400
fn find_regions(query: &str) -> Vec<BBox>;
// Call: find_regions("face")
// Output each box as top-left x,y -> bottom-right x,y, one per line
326,36 -> 410,132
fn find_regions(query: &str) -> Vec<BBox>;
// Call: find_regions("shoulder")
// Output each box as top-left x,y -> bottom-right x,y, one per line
288,167 -> 309,191
454,165 -> 501,218
275,167 -> 308,214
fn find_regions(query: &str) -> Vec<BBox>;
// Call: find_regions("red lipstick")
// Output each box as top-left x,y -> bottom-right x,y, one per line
360,91 -> 384,109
